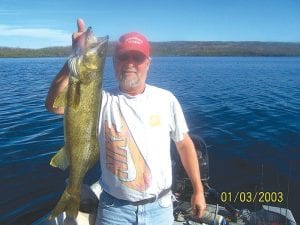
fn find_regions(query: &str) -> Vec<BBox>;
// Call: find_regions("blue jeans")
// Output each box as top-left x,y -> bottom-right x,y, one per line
95,191 -> 174,225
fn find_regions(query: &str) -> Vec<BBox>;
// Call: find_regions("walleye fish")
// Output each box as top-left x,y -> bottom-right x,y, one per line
49,27 -> 108,219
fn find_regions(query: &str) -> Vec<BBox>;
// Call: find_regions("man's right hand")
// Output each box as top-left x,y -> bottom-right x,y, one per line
72,18 -> 87,53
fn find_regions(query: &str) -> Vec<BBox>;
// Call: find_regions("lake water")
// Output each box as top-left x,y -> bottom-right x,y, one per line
0,57 -> 299,224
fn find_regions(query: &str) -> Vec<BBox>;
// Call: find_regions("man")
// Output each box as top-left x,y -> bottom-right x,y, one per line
45,18 -> 206,225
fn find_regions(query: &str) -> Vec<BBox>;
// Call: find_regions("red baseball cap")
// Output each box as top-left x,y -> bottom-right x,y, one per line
115,32 -> 150,57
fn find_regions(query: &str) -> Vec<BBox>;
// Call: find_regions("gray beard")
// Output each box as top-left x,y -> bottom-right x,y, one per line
119,75 -> 140,90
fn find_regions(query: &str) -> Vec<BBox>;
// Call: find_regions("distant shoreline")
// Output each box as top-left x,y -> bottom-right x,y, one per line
1,41 -> 300,58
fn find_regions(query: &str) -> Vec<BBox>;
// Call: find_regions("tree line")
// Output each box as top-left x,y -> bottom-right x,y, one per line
1,41 -> 300,58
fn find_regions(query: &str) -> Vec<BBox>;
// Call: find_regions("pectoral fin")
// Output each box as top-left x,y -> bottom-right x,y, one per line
50,147 -> 69,170
68,82 -> 81,109
53,87 -> 67,108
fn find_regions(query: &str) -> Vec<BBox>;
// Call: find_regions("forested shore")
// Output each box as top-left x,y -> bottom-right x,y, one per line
1,41 -> 300,58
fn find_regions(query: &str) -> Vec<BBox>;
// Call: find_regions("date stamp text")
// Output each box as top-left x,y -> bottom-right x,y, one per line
220,191 -> 284,204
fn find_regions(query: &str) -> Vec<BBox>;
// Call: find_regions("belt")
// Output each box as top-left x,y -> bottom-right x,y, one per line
104,188 -> 171,206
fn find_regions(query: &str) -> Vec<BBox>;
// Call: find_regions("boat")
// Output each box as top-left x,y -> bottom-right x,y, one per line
32,135 -> 297,225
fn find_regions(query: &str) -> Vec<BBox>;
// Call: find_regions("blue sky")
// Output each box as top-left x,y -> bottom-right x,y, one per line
0,0 -> 299,48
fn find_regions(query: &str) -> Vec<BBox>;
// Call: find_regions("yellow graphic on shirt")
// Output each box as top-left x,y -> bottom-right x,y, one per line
149,114 -> 161,127
104,112 -> 152,191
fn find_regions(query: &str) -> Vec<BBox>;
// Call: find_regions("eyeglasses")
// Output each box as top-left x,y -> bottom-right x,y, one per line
117,52 -> 147,64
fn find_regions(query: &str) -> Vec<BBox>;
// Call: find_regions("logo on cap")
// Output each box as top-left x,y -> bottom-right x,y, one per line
125,37 -> 143,45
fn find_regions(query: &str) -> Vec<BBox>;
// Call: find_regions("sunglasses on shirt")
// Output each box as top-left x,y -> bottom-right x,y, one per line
117,52 -> 147,64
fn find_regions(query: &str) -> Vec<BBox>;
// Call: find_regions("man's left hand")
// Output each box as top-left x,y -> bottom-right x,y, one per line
191,192 -> 206,218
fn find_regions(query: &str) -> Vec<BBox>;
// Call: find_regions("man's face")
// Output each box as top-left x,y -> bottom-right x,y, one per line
114,50 -> 150,94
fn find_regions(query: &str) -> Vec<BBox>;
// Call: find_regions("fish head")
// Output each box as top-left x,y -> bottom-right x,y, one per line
81,35 -> 109,70
69,35 -> 109,83
85,27 -> 98,49
72,27 -> 98,56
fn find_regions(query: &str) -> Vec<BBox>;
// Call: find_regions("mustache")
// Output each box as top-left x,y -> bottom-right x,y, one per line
123,69 -> 137,73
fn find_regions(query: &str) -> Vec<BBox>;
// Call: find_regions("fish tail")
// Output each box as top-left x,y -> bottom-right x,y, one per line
48,188 -> 80,220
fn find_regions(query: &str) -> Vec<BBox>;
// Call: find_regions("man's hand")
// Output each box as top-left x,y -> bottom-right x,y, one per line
191,191 -> 206,218
72,18 -> 86,50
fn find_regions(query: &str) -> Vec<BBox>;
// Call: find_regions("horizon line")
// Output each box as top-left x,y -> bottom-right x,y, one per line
1,40 -> 300,50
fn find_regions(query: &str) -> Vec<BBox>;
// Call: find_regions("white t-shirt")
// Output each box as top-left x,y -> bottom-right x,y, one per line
98,84 -> 188,201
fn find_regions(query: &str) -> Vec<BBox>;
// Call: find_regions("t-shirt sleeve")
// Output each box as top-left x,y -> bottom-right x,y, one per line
170,94 -> 189,142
